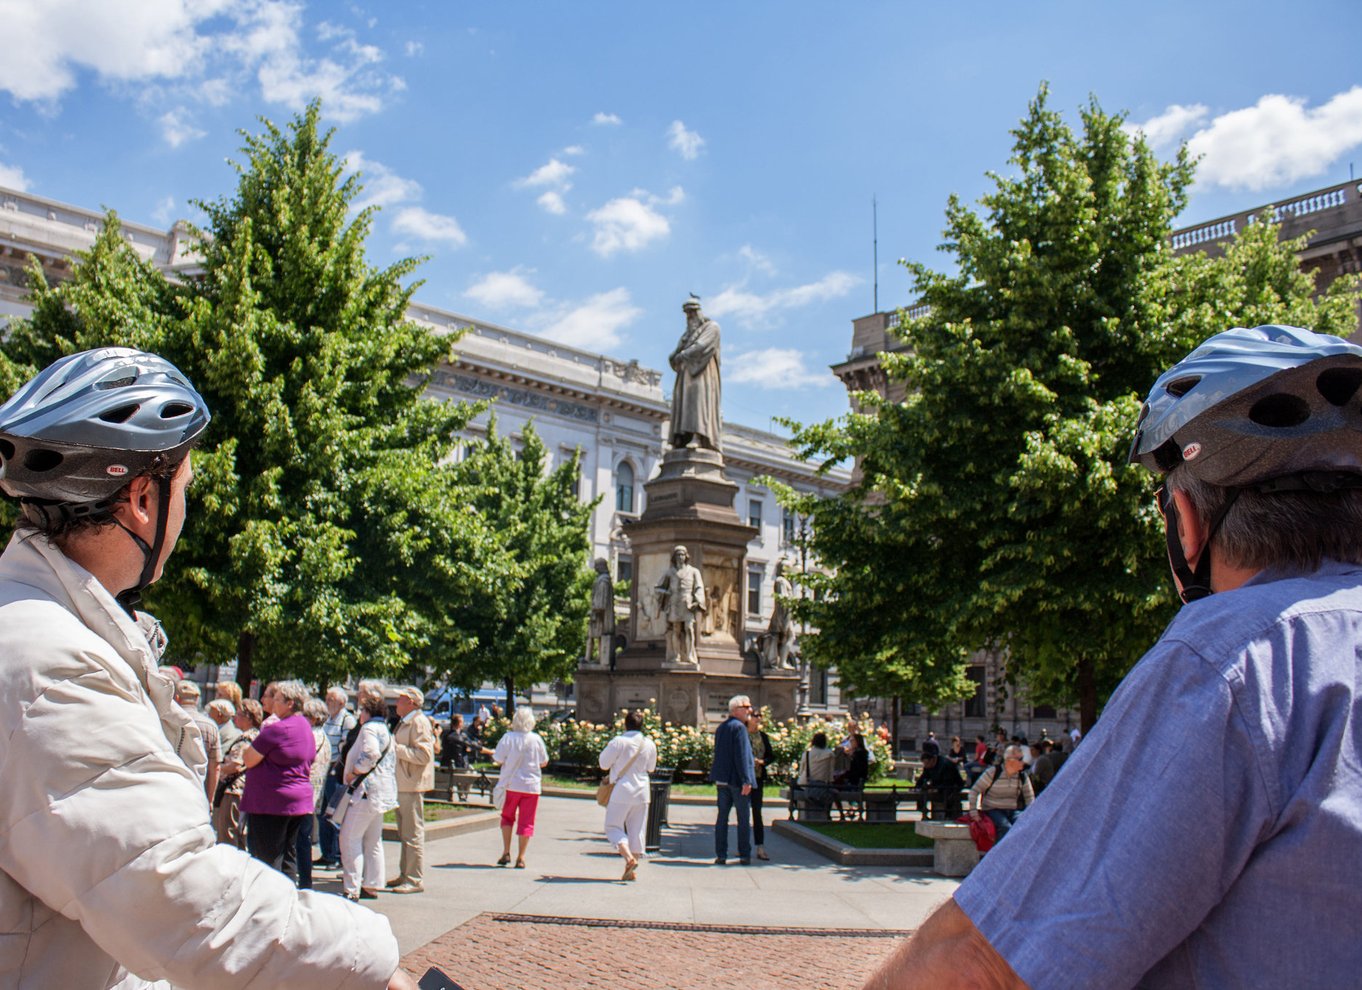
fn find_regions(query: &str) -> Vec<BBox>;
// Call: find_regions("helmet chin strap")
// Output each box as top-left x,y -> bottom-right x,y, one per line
1160,484 -> 1240,605
113,474 -> 172,616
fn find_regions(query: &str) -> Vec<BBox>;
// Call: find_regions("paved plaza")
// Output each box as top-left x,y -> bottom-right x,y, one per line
309,794 -> 959,989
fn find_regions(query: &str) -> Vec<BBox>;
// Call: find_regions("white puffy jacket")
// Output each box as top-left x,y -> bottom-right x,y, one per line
0,532 -> 399,989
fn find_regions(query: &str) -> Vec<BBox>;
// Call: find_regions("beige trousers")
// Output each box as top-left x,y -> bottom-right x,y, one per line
396,790 -> 425,885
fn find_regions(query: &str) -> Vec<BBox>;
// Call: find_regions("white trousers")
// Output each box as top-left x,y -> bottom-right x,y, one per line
604,796 -> 648,855
339,798 -> 387,896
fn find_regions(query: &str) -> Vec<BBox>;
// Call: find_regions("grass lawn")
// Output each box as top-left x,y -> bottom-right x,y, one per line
382,802 -> 484,825
541,773 -> 785,798
804,822 -> 936,850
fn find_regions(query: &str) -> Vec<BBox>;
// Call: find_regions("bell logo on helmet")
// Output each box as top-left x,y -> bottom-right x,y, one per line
1182,442 -> 1202,461
107,464 -> 129,477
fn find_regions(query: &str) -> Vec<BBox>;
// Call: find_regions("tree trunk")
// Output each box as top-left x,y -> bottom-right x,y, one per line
236,631 -> 256,696
504,676 -> 515,716
1077,656 -> 1097,736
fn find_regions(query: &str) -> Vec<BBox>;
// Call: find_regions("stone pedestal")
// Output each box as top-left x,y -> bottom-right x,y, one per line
574,446 -> 800,726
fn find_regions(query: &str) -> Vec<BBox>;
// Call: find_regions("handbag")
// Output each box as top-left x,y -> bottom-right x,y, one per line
596,741 -> 645,807
326,726 -> 393,827
212,771 -> 243,810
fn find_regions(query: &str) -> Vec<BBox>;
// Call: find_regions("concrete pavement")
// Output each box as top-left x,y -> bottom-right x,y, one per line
309,792 -> 961,955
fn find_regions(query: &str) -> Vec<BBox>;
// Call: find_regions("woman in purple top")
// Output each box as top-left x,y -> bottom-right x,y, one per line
233,679 -> 316,882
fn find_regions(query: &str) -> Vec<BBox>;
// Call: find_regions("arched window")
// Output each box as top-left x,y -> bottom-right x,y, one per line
615,461 -> 635,513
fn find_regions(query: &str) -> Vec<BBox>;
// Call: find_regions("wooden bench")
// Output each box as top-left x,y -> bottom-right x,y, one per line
782,784 -> 968,823
914,820 -> 979,877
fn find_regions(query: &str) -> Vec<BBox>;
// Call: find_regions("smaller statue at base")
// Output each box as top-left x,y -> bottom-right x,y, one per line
586,558 -> 616,666
763,560 -> 797,670
655,545 -> 706,666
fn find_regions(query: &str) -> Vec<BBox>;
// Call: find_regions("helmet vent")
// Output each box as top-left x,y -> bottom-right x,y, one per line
98,403 -> 141,424
1316,367 -> 1362,407
1165,376 -> 1201,398
94,375 -> 137,391
160,401 -> 194,419
1249,393 -> 1311,428
23,449 -> 63,473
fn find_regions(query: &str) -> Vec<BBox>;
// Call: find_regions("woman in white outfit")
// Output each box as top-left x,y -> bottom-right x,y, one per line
599,710 -> 659,880
340,690 -> 398,900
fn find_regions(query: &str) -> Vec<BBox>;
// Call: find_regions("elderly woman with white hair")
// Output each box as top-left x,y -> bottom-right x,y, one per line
490,706 -> 549,869
340,687 -> 398,901
231,679 -> 316,882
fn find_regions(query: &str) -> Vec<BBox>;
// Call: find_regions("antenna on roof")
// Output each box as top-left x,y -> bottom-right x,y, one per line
873,195 -> 879,314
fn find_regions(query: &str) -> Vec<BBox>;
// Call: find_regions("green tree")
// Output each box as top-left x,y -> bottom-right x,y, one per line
445,421 -> 596,711
781,86 -> 1360,731
5,103 -> 499,687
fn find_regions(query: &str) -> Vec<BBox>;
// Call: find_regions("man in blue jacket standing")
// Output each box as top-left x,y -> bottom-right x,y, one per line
709,694 -> 757,864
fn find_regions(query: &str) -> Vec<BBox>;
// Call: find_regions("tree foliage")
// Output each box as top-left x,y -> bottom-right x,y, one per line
781,86 -> 1360,730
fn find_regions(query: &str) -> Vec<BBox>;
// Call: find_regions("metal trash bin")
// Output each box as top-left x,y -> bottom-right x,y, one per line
645,768 -> 675,852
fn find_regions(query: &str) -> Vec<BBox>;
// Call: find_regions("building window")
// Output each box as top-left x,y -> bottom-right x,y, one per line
747,566 -> 763,615
1033,704 -> 1057,719
964,666 -> 986,719
782,508 -> 797,545
615,462 -> 634,513
748,499 -> 763,530
616,556 -> 633,589
811,667 -> 829,706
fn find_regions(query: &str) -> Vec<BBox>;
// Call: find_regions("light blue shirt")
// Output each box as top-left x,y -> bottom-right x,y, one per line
956,561 -> 1362,989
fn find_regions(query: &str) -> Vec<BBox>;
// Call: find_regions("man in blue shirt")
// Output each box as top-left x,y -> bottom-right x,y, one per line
709,694 -> 757,864
864,326 -> 1362,988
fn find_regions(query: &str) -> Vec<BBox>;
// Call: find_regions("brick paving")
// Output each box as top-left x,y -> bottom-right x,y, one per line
401,913 -> 911,989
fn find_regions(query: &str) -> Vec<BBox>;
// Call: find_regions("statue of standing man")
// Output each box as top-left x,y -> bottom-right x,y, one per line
655,545 -> 706,665
586,558 -> 616,666
763,560 -> 797,669
668,296 -> 722,452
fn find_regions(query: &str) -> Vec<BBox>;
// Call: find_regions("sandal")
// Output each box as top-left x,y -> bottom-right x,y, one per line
496,853 -> 511,867
514,858 -> 526,869
622,858 -> 638,881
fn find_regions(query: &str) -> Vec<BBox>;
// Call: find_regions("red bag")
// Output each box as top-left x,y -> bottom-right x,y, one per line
958,814 -> 996,853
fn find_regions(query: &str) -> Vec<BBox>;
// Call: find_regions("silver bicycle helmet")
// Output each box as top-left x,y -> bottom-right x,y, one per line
0,347 -> 210,510
1129,325 -> 1362,486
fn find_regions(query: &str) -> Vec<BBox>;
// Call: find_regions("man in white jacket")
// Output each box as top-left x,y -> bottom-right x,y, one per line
0,348 -> 415,989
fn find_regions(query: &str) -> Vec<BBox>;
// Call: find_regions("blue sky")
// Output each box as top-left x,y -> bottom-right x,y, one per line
1,1 -> 1360,433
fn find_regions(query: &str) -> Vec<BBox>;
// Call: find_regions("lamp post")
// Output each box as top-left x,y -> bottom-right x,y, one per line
796,517 -> 811,718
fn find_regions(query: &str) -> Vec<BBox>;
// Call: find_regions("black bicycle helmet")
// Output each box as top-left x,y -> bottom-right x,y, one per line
0,347 -> 210,511
1130,325 -> 1362,602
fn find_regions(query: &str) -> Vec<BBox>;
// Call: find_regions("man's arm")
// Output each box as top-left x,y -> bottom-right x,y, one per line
864,898 -> 1026,990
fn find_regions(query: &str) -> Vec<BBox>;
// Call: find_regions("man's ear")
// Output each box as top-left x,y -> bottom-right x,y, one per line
1170,487 -> 1208,566
121,474 -> 156,526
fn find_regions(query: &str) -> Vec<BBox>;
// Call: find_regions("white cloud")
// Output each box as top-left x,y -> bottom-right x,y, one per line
592,112 -> 622,126
533,288 -> 641,352
728,348 -> 835,389
738,244 -> 777,275
562,145 -> 585,156
159,107 -> 206,148
585,195 -> 671,256
404,40 -> 424,57
0,162 -> 31,192
1125,103 -> 1210,152
668,120 -> 705,160
343,150 -> 423,210
392,206 -> 467,246
1187,88 -> 1362,191
517,157 -> 576,189
709,271 -> 861,323
151,195 -> 176,226
0,0 -> 400,124
464,268 -> 544,310
537,190 -> 567,215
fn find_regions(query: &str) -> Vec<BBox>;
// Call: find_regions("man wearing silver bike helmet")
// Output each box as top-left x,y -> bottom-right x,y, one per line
0,348 -> 415,989
866,326 -> 1362,989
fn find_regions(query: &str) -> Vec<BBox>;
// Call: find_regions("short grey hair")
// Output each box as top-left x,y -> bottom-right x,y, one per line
174,680 -> 201,703
356,679 -> 385,705
1168,465 -> 1362,571
273,680 -> 310,714
303,698 -> 329,725
728,695 -> 751,713
1003,744 -> 1025,761
325,685 -> 349,705
206,699 -> 235,720
510,706 -> 536,732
